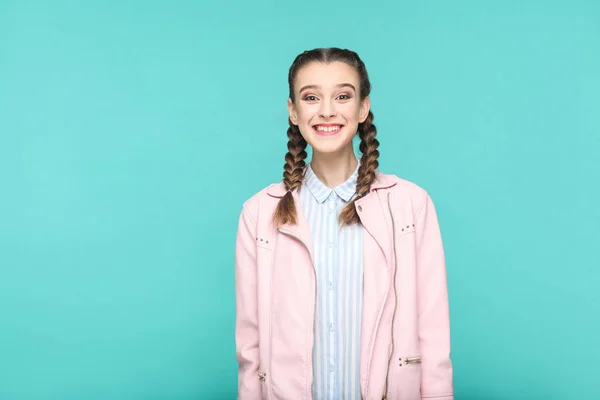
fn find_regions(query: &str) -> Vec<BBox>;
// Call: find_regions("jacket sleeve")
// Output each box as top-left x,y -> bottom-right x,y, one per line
234,205 -> 262,399
415,192 -> 454,400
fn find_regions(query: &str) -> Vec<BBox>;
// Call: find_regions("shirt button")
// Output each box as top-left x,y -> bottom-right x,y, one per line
329,208 -> 335,214
329,242 -> 334,248
329,323 -> 334,332
328,282 -> 333,290
329,365 -> 334,372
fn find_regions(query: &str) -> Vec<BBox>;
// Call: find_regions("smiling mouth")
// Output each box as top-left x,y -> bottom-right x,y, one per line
313,124 -> 343,135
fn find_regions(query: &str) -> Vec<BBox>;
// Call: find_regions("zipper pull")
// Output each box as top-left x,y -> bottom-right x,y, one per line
399,356 -> 422,366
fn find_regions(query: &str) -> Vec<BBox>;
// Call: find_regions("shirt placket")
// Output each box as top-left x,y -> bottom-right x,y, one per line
327,193 -> 338,398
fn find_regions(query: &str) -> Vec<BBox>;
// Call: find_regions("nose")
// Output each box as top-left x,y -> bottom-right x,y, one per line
319,100 -> 337,118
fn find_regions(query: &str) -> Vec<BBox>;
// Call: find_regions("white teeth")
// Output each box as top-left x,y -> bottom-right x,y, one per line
315,125 -> 341,132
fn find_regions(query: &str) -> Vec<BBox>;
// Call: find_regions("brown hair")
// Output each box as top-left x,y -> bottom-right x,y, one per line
272,47 -> 379,228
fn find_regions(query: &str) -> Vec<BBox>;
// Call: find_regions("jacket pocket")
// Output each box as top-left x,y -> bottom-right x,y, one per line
388,356 -> 422,399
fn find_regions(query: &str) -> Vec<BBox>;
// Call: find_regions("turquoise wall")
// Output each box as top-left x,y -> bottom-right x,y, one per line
1,0 -> 599,398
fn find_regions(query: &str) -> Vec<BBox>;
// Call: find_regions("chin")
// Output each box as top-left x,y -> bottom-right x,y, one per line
310,141 -> 352,155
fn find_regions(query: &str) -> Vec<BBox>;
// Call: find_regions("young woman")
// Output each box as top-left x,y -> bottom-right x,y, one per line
234,48 -> 453,400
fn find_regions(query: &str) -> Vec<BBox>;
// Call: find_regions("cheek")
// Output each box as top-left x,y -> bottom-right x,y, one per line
336,103 -> 360,119
297,107 -> 317,123
348,105 -> 363,119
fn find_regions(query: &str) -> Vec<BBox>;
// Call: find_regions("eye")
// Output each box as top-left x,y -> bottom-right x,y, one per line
338,94 -> 352,100
303,95 -> 318,101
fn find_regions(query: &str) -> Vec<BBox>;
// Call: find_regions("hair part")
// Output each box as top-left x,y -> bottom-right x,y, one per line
273,47 -> 379,228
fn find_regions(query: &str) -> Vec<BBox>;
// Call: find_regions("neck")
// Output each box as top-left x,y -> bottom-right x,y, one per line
309,146 -> 358,189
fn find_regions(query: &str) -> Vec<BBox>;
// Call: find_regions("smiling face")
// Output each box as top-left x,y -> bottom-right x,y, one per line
287,61 -> 370,156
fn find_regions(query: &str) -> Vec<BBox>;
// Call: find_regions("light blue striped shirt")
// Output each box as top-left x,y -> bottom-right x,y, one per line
299,158 -> 364,400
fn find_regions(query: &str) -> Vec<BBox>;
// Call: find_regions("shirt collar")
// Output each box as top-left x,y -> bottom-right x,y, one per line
303,157 -> 360,203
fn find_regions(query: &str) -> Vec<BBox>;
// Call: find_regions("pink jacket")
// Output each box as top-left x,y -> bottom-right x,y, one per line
235,170 -> 454,400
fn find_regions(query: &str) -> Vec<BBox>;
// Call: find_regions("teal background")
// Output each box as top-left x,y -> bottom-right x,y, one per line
1,0 -> 599,399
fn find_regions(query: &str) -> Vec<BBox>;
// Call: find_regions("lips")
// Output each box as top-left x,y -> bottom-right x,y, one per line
312,124 -> 344,136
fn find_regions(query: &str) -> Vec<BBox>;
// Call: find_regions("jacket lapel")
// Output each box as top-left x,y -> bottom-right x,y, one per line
266,183 -> 314,263
355,190 -> 392,264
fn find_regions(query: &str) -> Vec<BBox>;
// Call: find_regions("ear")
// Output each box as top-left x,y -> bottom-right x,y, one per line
287,98 -> 299,125
359,96 -> 371,123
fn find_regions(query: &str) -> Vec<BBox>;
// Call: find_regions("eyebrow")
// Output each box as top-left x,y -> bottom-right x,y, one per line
298,83 -> 356,93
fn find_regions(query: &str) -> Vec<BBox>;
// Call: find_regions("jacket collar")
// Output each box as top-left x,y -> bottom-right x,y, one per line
267,168 -> 398,265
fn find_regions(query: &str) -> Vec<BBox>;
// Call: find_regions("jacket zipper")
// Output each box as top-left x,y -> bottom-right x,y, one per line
382,192 -> 399,399
258,371 -> 269,400
277,227 -> 317,398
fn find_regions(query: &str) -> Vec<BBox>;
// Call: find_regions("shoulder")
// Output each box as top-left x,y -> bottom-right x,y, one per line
376,170 -> 431,215
376,170 -> 427,196
238,181 -> 282,221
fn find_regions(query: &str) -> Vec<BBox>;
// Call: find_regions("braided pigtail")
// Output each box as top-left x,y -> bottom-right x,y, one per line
339,110 -> 379,226
272,120 -> 308,227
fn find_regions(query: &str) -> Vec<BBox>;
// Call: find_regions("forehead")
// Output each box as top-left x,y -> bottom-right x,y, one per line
294,61 -> 359,91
